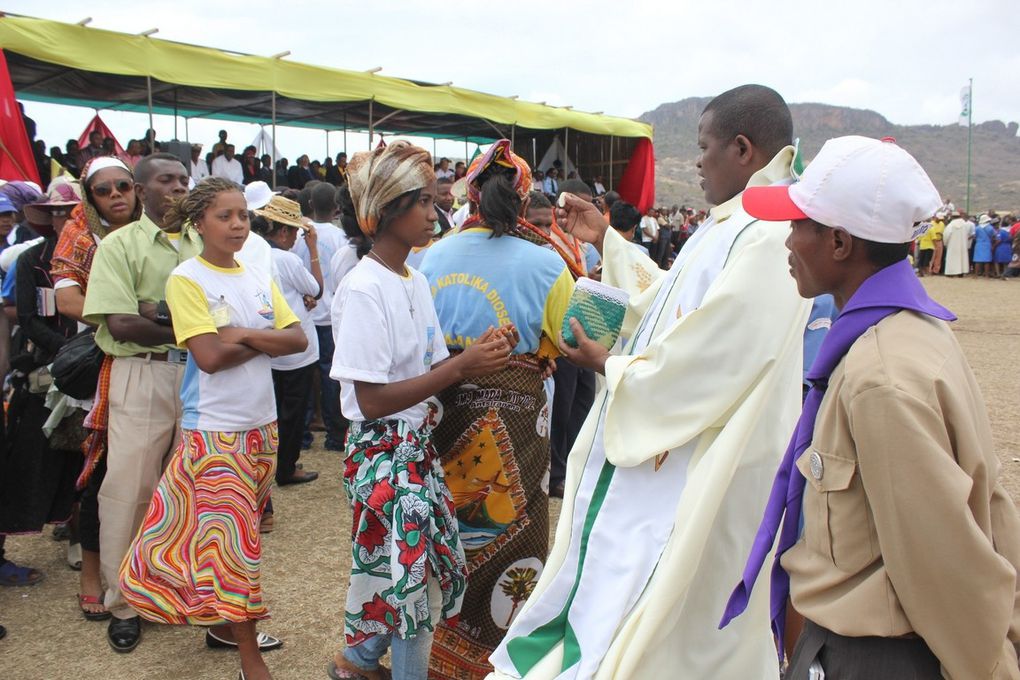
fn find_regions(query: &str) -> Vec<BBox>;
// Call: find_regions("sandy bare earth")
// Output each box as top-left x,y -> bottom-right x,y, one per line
0,275 -> 1017,680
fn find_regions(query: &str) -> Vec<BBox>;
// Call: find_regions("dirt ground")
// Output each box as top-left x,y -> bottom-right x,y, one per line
1,275 -> 1018,680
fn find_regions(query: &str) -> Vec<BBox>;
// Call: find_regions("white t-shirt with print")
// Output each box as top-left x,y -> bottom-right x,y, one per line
269,248 -> 320,371
166,257 -> 299,432
330,257 -> 449,429
291,220 -> 348,327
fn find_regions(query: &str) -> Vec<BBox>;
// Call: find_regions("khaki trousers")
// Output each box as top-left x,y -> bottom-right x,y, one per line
99,357 -> 185,620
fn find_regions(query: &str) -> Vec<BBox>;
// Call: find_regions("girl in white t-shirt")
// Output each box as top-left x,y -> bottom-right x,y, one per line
329,142 -> 514,680
120,178 -> 307,680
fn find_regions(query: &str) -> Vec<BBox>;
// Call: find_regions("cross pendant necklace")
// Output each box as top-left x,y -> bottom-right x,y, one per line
368,250 -> 415,317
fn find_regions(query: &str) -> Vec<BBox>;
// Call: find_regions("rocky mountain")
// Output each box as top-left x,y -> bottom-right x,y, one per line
641,98 -> 1020,212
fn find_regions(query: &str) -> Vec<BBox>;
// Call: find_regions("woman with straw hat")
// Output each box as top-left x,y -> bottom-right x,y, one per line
253,195 -> 322,487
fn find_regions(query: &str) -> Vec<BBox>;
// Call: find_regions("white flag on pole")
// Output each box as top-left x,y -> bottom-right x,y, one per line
959,85 -> 971,126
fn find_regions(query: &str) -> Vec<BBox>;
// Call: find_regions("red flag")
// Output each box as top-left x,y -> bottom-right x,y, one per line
78,115 -> 125,156
617,137 -> 655,214
0,50 -> 41,184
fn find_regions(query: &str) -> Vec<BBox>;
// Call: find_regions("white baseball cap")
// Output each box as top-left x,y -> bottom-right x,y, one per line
244,181 -> 278,211
742,135 -> 942,243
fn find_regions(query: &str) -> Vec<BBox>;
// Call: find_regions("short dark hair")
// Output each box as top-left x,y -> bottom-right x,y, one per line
527,191 -> 552,210
603,190 -> 621,209
702,84 -> 793,160
134,152 -> 186,184
610,201 -> 642,232
558,179 -> 591,198
250,214 -> 271,236
336,185 -> 371,258
861,238 -> 911,269
436,177 -> 455,187
310,181 -> 337,215
296,187 -> 313,217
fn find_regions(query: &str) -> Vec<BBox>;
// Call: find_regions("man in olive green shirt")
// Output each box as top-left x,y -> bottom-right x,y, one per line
83,153 -> 196,653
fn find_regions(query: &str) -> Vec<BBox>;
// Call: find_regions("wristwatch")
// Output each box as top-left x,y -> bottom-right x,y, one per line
154,300 -> 173,327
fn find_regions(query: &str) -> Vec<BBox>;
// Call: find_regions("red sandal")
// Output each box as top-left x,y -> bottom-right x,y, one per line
78,593 -> 111,621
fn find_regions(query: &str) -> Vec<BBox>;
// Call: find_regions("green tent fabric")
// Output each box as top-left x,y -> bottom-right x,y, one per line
0,14 -> 652,142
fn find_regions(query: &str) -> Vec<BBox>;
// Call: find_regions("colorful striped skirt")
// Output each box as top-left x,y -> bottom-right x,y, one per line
119,423 -> 278,625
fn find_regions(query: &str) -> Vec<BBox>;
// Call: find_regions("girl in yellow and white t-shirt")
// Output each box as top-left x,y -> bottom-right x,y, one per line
120,177 -> 307,680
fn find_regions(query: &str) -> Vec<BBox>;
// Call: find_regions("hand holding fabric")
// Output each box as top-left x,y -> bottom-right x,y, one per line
557,317 -> 610,375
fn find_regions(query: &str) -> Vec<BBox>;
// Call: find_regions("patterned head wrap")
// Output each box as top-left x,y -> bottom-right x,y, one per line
465,139 -> 532,204
0,181 -> 43,212
347,140 -> 435,236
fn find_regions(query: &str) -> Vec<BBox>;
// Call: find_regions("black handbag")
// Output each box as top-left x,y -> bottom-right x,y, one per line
51,328 -> 105,400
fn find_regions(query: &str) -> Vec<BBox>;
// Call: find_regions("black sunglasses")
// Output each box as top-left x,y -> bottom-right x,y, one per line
91,180 -> 135,197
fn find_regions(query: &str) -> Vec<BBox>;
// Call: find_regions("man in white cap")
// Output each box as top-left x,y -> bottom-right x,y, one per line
722,136 -> 1020,679
189,143 -> 209,182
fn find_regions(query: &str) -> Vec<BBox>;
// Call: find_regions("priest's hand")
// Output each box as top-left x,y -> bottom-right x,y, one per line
557,193 -> 608,253
558,318 -> 610,375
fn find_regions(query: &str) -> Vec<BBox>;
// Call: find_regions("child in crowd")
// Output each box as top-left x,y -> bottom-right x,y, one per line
328,142 -> 513,680
120,177 -> 307,680
251,196 -> 323,487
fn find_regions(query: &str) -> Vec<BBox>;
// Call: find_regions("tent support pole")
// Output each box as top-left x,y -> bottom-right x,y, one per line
368,100 -> 374,147
326,129 -> 330,159
609,136 -> 614,190
343,112 -> 347,153
511,124 -> 515,147
146,75 -> 155,140
464,138 -> 468,164
271,90 -> 277,189
532,138 -> 537,167
479,118 -> 507,139
564,127 -> 569,175
372,109 -> 404,129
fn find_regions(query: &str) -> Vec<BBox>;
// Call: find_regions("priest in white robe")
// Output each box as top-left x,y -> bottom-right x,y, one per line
943,214 -> 974,277
488,85 -> 812,680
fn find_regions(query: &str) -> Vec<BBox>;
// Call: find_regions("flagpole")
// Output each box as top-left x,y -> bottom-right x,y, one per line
966,77 -> 973,214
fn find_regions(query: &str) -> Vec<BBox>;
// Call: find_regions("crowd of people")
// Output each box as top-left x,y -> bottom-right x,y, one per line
1,84 -> 1019,680
913,205 -> 1020,279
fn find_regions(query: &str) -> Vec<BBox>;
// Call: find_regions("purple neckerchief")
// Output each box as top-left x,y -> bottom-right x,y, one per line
719,257 -> 955,657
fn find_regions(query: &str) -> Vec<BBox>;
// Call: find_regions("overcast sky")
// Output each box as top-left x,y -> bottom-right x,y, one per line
6,0 -> 1016,161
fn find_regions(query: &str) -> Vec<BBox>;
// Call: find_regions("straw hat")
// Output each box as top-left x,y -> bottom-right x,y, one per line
23,183 -> 81,226
254,195 -> 309,231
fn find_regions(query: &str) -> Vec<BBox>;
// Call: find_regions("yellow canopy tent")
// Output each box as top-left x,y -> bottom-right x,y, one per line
0,13 -> 652,191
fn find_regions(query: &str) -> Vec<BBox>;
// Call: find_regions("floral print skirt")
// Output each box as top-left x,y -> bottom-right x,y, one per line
343,415 -> 467,646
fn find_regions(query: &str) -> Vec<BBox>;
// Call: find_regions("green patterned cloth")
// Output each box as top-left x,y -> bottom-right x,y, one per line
561,278 -> 628,350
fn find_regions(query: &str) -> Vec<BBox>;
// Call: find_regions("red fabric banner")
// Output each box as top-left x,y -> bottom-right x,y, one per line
77,114 -> 125,156
0,50 -> 41,184
617,137 -> 655,213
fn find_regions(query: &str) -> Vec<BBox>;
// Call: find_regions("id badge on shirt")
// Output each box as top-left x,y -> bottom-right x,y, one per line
209,295 -> 232,328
